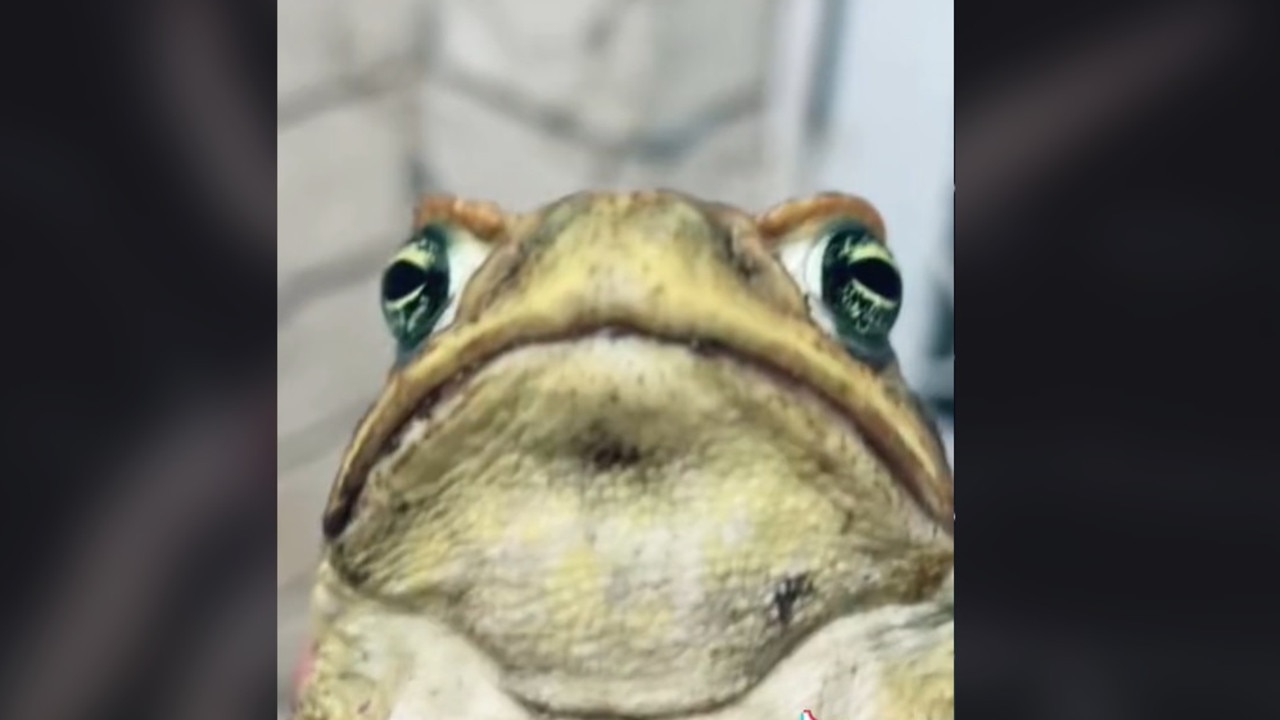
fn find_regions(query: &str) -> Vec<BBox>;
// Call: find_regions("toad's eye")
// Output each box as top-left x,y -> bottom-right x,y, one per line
379,222 -> 493,356
380,224 -> 452,351
815,221 -> 902,351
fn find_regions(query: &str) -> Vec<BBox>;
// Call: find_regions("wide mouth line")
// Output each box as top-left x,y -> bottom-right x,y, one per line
326,323 -> 951,541
378,325 -> 823,455
373,325 -> 926,502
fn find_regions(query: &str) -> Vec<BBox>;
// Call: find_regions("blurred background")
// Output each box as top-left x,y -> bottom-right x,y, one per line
1,0 -> 1266,718
0,1 -> 1269,717
277,0 -> 954,712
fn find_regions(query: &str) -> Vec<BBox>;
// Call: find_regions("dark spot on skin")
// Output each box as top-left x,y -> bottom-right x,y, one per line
732,245 -> 762,281
585,438 -> 643,471
840,511 -> 855,534
815,454 -> 837,476
698,213 -> 735,259
770,573 -> 814,627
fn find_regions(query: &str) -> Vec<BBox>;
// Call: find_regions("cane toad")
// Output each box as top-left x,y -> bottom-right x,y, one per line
293,191 -> 954,719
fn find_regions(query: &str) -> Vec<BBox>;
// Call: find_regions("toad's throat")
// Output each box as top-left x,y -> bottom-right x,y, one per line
329,335 -> 950,716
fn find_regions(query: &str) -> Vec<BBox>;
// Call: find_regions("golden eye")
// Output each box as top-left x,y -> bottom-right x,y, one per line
380,225 -> 450,351
818,221 -> 903,346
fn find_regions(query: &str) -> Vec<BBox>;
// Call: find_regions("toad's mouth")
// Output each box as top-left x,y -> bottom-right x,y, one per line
379,328 -> 861,466
325,322 -> 953,541
362,328 -> 935,519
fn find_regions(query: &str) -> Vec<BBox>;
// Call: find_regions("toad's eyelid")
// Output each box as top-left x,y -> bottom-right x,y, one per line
756,194 -> 887,243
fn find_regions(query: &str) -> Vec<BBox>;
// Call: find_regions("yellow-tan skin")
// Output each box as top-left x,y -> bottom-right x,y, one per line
293,191 -> 954,720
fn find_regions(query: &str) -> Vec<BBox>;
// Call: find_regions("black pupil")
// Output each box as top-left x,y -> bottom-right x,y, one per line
382,260 -> 426,300
852,258 -> 902,300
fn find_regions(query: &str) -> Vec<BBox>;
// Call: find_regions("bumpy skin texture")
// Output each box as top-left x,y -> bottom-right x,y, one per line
293,191 -> 954,720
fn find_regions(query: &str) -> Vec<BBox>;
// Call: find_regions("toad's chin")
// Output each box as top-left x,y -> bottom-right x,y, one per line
331,332 -> 949,716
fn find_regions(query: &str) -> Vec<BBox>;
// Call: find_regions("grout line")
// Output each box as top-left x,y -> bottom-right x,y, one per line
278,57 -> 426,130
